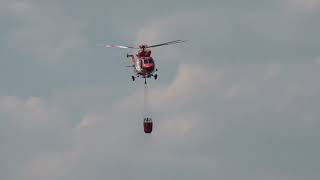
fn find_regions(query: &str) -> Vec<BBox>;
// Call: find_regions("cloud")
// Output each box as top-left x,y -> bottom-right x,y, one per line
0,95 -> 72,180
0,0 -> 32,16
134,11 -> 203,63
135,5 -> 320,64
1,61 -> 320,180
1,1 -> 320,180
287,0 -> 320,12
0,96 -> 69,129
315,56 -> 320,64
18,152 -> 67,180
5,1 -> 89,64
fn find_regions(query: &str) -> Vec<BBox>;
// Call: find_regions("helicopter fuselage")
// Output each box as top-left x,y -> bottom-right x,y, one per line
134,56 -> 155,77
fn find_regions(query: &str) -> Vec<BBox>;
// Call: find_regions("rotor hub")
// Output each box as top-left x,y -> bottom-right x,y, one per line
139,45 -> 147,49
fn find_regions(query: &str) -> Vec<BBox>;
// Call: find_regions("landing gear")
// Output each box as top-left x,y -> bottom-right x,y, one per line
154,74 -> 158,80
144,78 -> 147,85
131,76 -> 135,81
126,53 -> 133,58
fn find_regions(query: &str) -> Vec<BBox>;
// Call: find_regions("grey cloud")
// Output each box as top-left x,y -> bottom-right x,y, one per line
0,96 -> 71,180
2,63 -> 319,180
1,0 -> 320,180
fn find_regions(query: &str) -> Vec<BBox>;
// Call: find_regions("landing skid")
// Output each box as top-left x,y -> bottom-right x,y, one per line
131,74 -> 158,85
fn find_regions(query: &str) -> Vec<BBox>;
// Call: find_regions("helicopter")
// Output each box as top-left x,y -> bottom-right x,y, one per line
99,40 -> 186,84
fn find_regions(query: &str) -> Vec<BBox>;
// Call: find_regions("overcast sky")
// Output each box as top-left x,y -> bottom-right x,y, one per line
1,0 -> 320,180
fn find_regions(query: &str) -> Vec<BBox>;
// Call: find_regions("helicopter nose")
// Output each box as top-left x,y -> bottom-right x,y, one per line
144,63 -> 154,71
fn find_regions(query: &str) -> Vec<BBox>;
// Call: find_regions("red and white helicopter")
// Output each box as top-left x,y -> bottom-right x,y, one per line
99,40 -> 186,84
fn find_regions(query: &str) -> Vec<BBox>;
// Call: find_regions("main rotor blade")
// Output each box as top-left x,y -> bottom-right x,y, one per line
96,44 -> 138,49
147,40 -> 187,48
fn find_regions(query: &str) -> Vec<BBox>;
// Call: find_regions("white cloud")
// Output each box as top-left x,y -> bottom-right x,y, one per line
10,0 -> 33,16
315,56 -> 320,64
19,152 -> 66,180
135,11 -> 204,63
6,1 -> 89,64
1,1 -> 320,179
150,64 -> 222,110
135,10 -> 207,44
50,84 -> 113,113
287,0 -> 320,12
0,96 -> 68,129
263,63 -> 283,80
2,61 -> 320,180
0,0 -> 32,16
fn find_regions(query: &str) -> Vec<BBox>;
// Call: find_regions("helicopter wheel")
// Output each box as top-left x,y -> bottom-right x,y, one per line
131,76 -> 135,81
154,74 -> 158,80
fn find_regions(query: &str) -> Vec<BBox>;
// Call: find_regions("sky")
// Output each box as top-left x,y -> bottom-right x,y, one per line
1,0 -> 320,179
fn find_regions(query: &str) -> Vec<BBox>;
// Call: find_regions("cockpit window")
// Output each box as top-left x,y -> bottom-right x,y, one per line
143,58 -> 154,64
